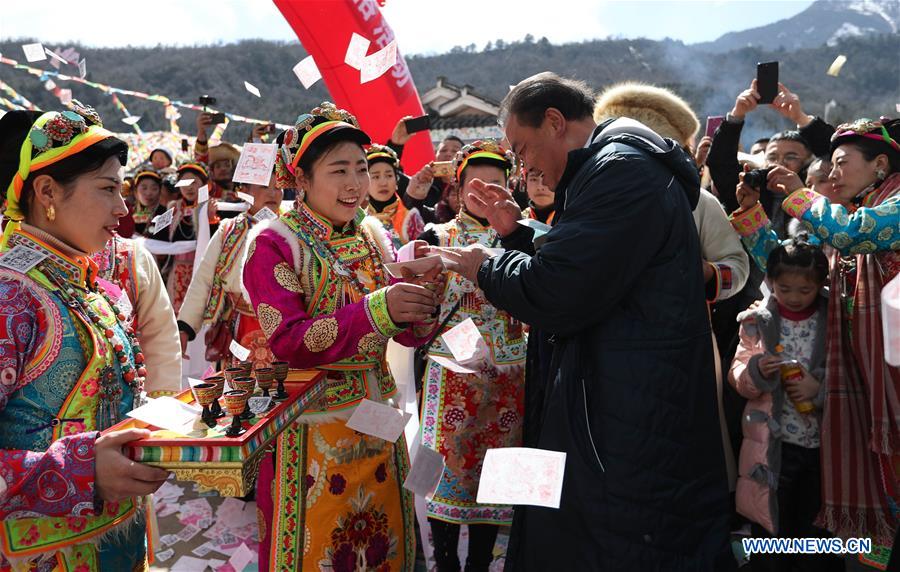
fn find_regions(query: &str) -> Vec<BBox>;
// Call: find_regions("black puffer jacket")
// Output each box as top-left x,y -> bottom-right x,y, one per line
478,122 -> 733,571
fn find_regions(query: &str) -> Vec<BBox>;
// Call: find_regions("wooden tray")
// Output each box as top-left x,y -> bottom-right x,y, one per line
104,369 -> 326,496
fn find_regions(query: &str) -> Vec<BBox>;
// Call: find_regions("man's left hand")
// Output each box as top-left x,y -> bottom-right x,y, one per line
429,244 -> 492,283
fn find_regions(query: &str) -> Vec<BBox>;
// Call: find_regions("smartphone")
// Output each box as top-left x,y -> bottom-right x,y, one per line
404,115 -> 431,134
432,161 -> 454,177
208,112 -> 226,125
199,94 -> 217,106
705,116 -> 725,138
181,139 -> 189,153
756,61 -> 779,105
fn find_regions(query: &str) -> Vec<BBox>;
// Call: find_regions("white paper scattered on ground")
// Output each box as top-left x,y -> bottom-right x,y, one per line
21,43 -> 46,62
154,548 -> 175,562
477,447 -> 567,509
170,555 -> 212,571
243,81 -> 261,97
344,33 -> 371,70
126,396 -> 200,435
293,55 -> 322,89
229,339 -> 251,362
227,542 -> 255,572
361,40 -> 398,83
384,254 -> 443,279
346,399 -> 412,442
232,143 -> 277,186
403,443 -> 446,498
826,54 -> 847,77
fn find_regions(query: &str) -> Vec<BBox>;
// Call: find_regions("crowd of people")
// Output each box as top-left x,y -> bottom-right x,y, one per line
0,66 -> 896,572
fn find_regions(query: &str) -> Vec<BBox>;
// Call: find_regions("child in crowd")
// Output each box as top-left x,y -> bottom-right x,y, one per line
729,234 -> 842,571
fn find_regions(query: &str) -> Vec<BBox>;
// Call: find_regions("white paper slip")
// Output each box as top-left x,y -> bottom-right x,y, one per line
121,115 -> 141,126
78,58 -> 86,79
215,202 -> 250,213
486,248 -> 505,257
232,143 -> 278,186
293,55 -> 322,89
44,79 -> 57,91
22,43 -> 46,63
227,543 -> 255,572
441,317 -> 485,364
384,254 -> 443,279
0,244 -> 48,273
127,397 -> 201,435
244,81 -> 261,98
44,48 -> 67,65
197,184 -> 209,205
58,89 -> 72,105
170,555 -> 211,572
174,179 -> 193,188
154,548 -> 175,562
236,190 -> 255,203
826,54 -> 847,77
151,207 -> 174,233
476,447 -> 567,509
253,206 -> 278,222
430,355 -> 478,375
248,397 -> 272,415
360,40 -> 398,84
229,339 -> 251,362
403,443 -> 446,498
159,533 -> 179,547
517,218 -> 552,239
346,399 -> 412,442
344,32 -> 371,70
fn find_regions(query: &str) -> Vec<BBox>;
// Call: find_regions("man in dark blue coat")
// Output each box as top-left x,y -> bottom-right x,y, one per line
437,72 -> 733,571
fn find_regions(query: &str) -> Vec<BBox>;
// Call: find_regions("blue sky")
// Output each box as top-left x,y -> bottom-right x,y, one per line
1,0 -> 815,55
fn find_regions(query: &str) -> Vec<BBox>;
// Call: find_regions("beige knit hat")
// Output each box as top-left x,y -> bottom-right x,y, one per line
593,82 -> 700,148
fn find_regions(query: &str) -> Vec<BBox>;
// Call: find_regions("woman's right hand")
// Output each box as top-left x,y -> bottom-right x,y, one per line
407,164 -> 434,201
95,429 -> 170,502
384,283 -> 438,324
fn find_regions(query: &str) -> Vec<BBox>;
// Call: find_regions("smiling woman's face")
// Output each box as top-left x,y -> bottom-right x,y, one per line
296,141 -> 369,227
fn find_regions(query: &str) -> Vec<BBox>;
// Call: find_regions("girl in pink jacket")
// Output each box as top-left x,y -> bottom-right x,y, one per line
729,234 -> 842,571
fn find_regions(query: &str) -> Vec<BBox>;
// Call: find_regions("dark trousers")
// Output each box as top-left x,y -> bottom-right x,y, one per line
750,442 -> 843,572
429,517 -> 500,572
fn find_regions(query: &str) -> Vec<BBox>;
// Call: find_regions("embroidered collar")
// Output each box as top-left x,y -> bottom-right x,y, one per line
295,200 -> 365,242
8,224 -> 97,287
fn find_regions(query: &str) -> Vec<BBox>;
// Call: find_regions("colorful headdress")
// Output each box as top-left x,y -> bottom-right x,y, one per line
133,167 -> 162,185
366,144 -> 400,170
274,102 -> 370,189
452,139 -> 516,182
176,161 -> 209,182
4,101 -> 120,222
830,117 -> 900,155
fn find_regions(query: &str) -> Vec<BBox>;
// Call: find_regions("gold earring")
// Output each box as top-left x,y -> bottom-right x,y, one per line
46,204 -> 56,222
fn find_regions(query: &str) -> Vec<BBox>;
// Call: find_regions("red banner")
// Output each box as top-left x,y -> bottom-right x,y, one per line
272,0 -> 435,172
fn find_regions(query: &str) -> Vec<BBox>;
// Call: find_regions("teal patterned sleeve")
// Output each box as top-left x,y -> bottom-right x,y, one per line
783,189 -> 900,255
730,203 -> 780,273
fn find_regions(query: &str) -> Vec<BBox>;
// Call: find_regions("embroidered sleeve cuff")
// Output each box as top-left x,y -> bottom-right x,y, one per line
705,263 -> 721,302
782,188 -> 818,220
364,289 -> 404,338
729,202 -> 768,237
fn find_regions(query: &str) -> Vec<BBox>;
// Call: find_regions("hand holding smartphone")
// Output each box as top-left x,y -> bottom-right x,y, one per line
404,115 -> 431,134
756,62 -> 779,105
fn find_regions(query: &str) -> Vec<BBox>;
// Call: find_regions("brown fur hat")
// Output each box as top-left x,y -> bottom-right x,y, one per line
593,82 -> 700,148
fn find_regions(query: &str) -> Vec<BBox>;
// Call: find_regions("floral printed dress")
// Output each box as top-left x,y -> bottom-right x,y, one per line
242,202 -> 434,572
419,212 -> 526,525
